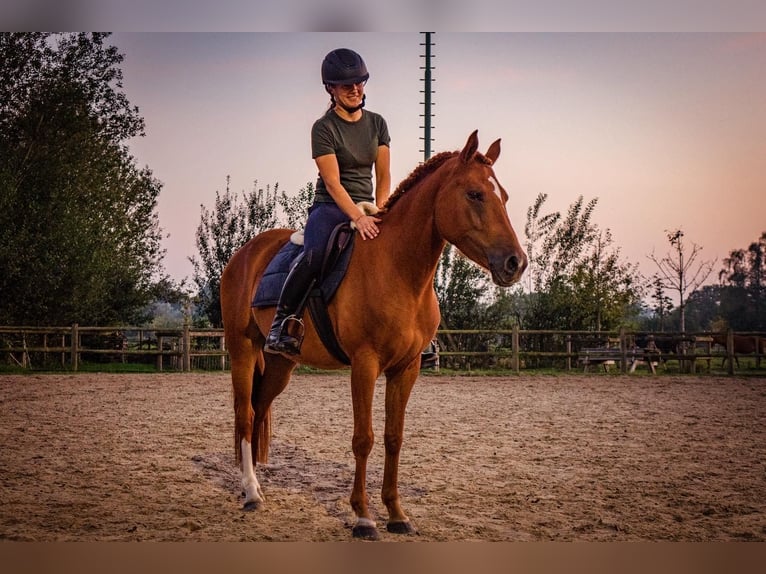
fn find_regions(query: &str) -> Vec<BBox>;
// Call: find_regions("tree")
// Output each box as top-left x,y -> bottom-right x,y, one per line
277,181 -> 315,229
523,194 -> 642,330
143,276 -> 193,328
648,275 -> 674,331
718,231 -> 766,330
523,193 -> 560,293
683,284 -> 723,332
568,229 -> 643,331
483,285 -> 528,330
190,178 -> 280,327
434,244 -> 489,330
648,228 -> 716,332
525,193 -> 598,293
190,178 -> 316,327
0,33 -> 165,326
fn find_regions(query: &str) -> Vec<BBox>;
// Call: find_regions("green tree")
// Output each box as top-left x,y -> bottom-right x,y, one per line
524,194 -> 643,330
277,181 -> 315,229
683,285 -> 723,332
647,275 -> 674,331
190,178 -> 280,327
569,229 -> 643,331
434,244 -> 489,330
0,33 -> 164,326
523,193 -> 560,293
483,285 -> 528,330
190,178 -> 316,327
718,231 -> 766,330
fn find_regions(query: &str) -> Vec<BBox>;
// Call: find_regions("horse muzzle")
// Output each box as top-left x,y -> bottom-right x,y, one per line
489,251 -> 527,287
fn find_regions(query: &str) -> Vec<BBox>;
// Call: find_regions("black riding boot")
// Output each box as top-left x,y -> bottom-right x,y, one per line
264,255 -> 316,355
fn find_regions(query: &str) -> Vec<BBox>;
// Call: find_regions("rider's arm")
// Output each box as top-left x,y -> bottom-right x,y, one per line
374,144 -> 391,209
315,154 -> 380,240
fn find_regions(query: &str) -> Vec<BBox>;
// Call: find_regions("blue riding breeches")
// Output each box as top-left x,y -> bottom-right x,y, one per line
302,202 -> 351,274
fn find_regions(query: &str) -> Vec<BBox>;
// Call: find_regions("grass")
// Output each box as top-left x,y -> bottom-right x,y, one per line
1,357 -> 764,377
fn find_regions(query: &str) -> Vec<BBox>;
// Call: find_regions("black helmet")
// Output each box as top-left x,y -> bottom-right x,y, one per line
321,48 -> 369,86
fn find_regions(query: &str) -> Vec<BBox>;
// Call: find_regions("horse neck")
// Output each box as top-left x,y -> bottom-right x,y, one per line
379,176 -> 447,289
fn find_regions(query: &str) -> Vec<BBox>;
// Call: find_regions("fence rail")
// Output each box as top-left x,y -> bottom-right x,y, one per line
0,324 -> 227,372
1,324 -> 763,374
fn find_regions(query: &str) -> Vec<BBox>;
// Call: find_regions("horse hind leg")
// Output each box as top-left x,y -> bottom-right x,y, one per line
240,438 -> 265,510
232,346 -> 267,510
240,352 -> 296,511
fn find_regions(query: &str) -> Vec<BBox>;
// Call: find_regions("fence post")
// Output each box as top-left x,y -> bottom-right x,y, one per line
566,334 -> 572,371
183,320 -> 191,372
156,334 -> 163,372
71,323 -> 79,371
726,328 -> 735,375
220,334 -> 227,371
21,332 -> 29,368
619,326 -> 627,374
512,324 -> 520,374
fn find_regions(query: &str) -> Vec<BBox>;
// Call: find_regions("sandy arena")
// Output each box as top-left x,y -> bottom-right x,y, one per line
1,371 -> 764,541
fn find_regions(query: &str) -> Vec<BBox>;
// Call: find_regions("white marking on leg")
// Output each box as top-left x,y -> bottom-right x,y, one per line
241,438 -> 264,505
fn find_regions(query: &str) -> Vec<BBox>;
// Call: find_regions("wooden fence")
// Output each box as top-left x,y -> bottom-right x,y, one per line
0,324 -> 763,374
0,324 -> 226,372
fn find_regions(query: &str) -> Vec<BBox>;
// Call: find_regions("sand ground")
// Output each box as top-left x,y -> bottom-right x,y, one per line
1,372 -> 764,541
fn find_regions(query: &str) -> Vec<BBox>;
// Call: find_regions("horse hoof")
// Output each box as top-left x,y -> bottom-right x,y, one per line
242,500 -> 262,512
352,521 -> 380,540
387,520 -> 417,535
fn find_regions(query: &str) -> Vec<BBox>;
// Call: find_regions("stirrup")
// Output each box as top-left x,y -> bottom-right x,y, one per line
264,315 -> 305,355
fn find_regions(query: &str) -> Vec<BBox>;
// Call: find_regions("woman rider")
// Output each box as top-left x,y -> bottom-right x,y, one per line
264,48 -> 391,355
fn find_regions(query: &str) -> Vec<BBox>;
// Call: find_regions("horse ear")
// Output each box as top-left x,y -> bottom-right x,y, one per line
459,130 -> 479,163
485,139 -> 501,164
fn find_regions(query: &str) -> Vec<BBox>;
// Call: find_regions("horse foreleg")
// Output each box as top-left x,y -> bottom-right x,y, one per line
381,360 -> 419,535
349,363 -> 379,540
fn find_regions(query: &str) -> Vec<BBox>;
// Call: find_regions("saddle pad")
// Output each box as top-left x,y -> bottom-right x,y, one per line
251,238 -> 354,308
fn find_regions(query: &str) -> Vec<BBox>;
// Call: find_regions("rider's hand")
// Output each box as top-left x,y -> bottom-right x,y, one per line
355,214 -> 381,240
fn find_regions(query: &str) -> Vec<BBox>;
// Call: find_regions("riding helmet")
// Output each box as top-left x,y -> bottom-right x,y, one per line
321,48 -> 369,86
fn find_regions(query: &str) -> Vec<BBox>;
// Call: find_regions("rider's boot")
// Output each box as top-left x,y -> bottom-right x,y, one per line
264,256 -> 315,355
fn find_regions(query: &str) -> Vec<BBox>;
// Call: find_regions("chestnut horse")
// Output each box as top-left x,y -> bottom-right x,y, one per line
220,131 -> 527,540
712,333 -> 766,368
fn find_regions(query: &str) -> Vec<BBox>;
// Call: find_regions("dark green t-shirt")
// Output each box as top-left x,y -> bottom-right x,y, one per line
311,109 -> 390,204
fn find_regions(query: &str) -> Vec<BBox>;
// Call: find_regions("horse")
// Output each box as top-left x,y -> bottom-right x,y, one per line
220,130 -> 527,540
712,333 -> 766,368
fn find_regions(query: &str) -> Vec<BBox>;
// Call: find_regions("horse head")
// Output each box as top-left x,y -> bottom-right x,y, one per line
434,130 -> 527,286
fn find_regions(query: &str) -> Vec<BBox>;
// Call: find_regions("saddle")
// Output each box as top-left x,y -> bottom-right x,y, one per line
252,222 -> 355,364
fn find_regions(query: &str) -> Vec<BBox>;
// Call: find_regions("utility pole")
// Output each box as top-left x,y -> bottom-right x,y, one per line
420,32 -> 435,162
421,32 -> 453,353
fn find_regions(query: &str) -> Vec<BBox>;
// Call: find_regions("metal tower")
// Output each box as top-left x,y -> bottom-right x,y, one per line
420,32 -> 435,162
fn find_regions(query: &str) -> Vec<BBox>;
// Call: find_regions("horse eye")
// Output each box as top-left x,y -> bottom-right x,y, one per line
467,190 -> 484,202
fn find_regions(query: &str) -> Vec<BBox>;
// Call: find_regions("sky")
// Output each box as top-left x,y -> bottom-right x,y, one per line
110,32 -> 766,293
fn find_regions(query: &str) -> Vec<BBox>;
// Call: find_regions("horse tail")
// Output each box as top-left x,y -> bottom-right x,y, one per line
256,407 -> 272,463
252,347 -> 272,464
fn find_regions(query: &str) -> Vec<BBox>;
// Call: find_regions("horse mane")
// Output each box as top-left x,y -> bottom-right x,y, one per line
383,149 -> 493,212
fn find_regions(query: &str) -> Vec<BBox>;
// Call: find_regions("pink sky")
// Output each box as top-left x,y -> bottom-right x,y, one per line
113,33 -> 765,293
